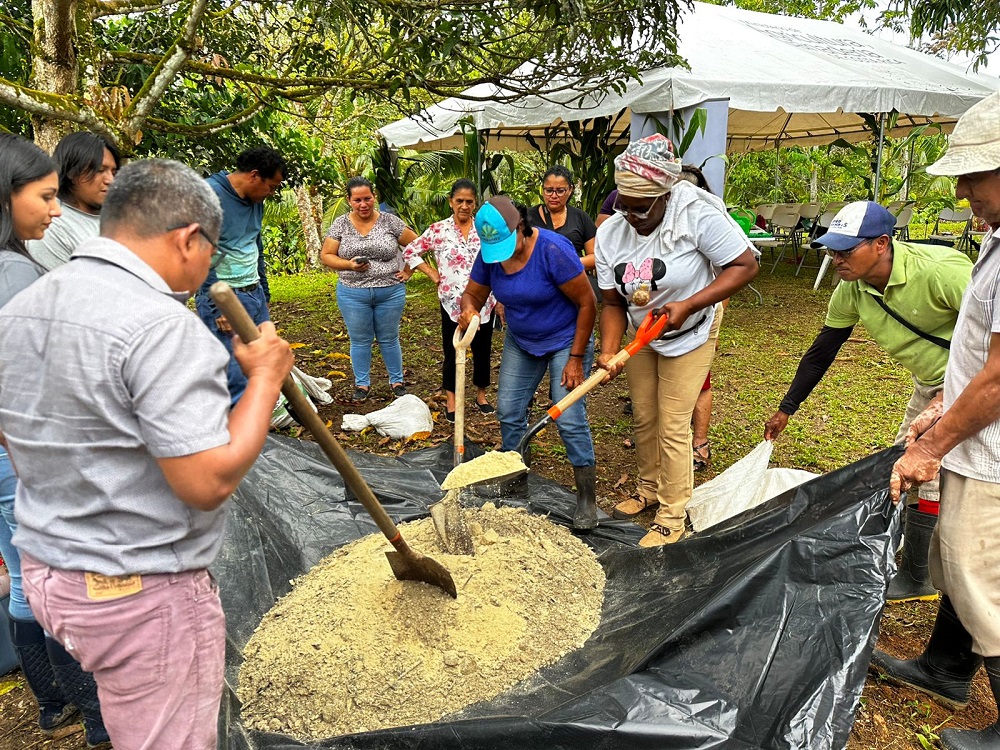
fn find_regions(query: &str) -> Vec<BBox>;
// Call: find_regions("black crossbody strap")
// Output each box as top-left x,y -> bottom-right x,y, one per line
871,294 -> 951,350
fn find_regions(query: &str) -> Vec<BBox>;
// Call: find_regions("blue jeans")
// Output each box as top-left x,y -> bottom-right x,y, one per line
336,282 -> 406,388
195,284 -> 270,406
497,333 -> 595,467
0,448 -> 33,620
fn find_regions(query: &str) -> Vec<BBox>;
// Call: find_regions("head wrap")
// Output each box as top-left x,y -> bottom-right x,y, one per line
614,134 -> 683,197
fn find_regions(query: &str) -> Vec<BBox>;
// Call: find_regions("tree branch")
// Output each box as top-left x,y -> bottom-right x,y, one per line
0,78 -> 112,136
145,96 -> 270,135
121,0 -> 210,135
89,0 -> 181,17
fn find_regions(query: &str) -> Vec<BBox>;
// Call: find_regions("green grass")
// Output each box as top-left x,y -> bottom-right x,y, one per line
268,257 -> 915,478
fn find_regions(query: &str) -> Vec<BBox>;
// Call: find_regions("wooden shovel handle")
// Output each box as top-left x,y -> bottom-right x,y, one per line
210,282 -> 403,544
546,311 -> 669,420
453,313 -> 480,350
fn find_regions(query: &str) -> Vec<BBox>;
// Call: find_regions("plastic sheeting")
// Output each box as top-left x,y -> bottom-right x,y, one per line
216,435 -> 902,750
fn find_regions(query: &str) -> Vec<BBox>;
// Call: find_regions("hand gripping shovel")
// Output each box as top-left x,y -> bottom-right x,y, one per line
429,316 -> 478,555
514,310 -> 669,457
441,310 -> 669,489
211,282 -> 457,598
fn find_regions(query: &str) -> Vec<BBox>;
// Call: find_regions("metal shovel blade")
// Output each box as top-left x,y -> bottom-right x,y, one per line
440,450 -> 529,490
385,550 -> 458,598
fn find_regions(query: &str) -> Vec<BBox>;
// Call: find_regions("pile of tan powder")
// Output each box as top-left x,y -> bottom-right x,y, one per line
238,503 -> 605,741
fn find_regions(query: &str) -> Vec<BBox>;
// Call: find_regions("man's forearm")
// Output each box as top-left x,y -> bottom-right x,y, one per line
919,367 -> 1000,459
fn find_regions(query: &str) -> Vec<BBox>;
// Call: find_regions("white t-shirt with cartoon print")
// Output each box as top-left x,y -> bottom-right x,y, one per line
595,197 -> 748,357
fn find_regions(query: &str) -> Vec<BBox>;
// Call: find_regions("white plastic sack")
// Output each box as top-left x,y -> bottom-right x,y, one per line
341,394 -> 433,439
270,367 -> 334,430
686,441 -> 819,532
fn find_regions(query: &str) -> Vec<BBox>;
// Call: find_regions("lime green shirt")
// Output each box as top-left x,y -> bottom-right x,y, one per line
825,240 -> 972,386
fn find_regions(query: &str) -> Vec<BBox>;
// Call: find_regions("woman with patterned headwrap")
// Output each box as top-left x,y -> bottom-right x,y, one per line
595,134 -> 759,547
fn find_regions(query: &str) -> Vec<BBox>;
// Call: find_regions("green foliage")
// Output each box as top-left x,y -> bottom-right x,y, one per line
0,0 -> 31,134
12,0 -> 690,153
527,111 -> 631,216
885,0 -> 1000,70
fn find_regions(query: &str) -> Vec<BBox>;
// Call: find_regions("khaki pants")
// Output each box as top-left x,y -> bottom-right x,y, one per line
931,469 -> 1000,656
893,378 -> 943,503
625,307 -> 721,531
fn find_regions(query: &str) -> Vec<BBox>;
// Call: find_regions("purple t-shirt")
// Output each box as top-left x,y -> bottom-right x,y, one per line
470,228 -> 584,356
599,189 -> 619,216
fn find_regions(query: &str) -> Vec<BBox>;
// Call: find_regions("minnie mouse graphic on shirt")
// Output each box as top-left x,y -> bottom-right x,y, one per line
614,257 -> 666,298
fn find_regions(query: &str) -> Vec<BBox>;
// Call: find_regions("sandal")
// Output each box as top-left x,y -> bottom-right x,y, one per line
639,523 -> 687,548
352,386 -> 370,402
693,441 -> 711,471
612,495 -> 659,520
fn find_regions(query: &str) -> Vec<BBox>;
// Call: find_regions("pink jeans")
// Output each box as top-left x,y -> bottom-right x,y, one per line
20,553 -> 226,750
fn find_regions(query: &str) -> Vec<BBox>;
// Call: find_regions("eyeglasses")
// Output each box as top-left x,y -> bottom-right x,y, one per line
824,238 -> 875,259
959,168 -> 1000,188
542,187 -> 570,196
613,195 -> 664,221
167,223 -> 224,267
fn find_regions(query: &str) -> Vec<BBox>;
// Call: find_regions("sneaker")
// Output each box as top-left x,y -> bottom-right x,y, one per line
446,411 -> 456,423
639,523 -> 686,547
391,383 -> 407,398
476,401 -> 495,414
352,387 -> 369,402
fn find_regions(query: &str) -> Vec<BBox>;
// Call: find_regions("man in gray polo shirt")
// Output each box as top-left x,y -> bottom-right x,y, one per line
881,91 -> 1000,750
0,159 -> 293,750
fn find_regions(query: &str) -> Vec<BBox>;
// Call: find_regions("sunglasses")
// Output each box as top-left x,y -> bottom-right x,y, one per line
613,194 -> 664,221
824,237 -> 876,259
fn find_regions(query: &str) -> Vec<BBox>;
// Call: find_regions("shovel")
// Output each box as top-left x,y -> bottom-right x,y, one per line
514,310 -> 669,456
210,282 -> 457,598
429,315 -> 478,555
441,310 -> 668,489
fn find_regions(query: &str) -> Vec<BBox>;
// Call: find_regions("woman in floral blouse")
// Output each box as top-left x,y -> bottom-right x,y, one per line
403,179 -> 498,421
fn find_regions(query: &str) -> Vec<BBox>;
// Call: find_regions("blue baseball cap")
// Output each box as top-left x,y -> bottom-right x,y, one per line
475,196 -> 520,263
811,201 -> 896,251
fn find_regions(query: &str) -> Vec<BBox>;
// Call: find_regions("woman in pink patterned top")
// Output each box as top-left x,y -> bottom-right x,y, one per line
402,179 -> 498,421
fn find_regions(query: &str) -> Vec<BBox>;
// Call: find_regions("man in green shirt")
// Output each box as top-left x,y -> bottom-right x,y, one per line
764,201 -> 972,602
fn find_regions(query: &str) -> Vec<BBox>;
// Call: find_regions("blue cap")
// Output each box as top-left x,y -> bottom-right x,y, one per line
811,201 -> 896,251
475,196 -> 520,263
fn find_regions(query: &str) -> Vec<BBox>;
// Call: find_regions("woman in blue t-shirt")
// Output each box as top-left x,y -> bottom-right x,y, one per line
459,196 -> 599,531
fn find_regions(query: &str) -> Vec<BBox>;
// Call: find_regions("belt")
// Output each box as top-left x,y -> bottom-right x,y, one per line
232,283 -> 259,293
658,310 -> 709,341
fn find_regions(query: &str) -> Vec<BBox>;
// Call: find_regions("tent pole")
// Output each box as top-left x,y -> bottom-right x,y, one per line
873,113 -> 886,202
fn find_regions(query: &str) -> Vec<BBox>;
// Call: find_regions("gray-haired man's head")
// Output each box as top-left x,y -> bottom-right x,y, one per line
101,159 -> 222,242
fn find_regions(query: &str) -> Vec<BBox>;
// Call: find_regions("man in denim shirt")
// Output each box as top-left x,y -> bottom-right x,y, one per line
195,145 -> 287,404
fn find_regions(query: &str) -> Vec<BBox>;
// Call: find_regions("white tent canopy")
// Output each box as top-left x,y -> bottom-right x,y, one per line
379,2 -> 1000,154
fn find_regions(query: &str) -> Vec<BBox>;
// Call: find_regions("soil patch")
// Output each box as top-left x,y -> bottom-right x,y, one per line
238,503 -> 605,741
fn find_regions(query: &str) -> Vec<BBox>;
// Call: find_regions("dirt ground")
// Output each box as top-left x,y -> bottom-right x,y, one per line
1,271 -> 996,749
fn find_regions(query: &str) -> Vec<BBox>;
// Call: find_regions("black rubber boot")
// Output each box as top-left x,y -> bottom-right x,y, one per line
940,657 -> 1000,749
572,464 -> 598,532
886,504 -> 939,603
870,596 -> 983,709
9,618 -> 78,732
46,638 -> 110,747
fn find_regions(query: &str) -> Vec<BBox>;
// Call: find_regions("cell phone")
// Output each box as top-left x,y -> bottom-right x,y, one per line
352,256 -> 369,265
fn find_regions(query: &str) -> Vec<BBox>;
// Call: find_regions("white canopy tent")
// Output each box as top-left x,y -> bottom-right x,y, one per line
379,2 -> 1000,155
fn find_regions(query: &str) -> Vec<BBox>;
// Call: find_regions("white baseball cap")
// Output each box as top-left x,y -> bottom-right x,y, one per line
811,201 -> 896,251
928,91 -> 1000,176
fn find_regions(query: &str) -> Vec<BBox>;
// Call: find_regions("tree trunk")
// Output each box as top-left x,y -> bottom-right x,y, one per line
295,184 -> 323,269
31,0 -> 80,150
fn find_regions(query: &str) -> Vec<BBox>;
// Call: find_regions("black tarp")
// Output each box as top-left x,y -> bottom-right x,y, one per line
215,436 -> 901,750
